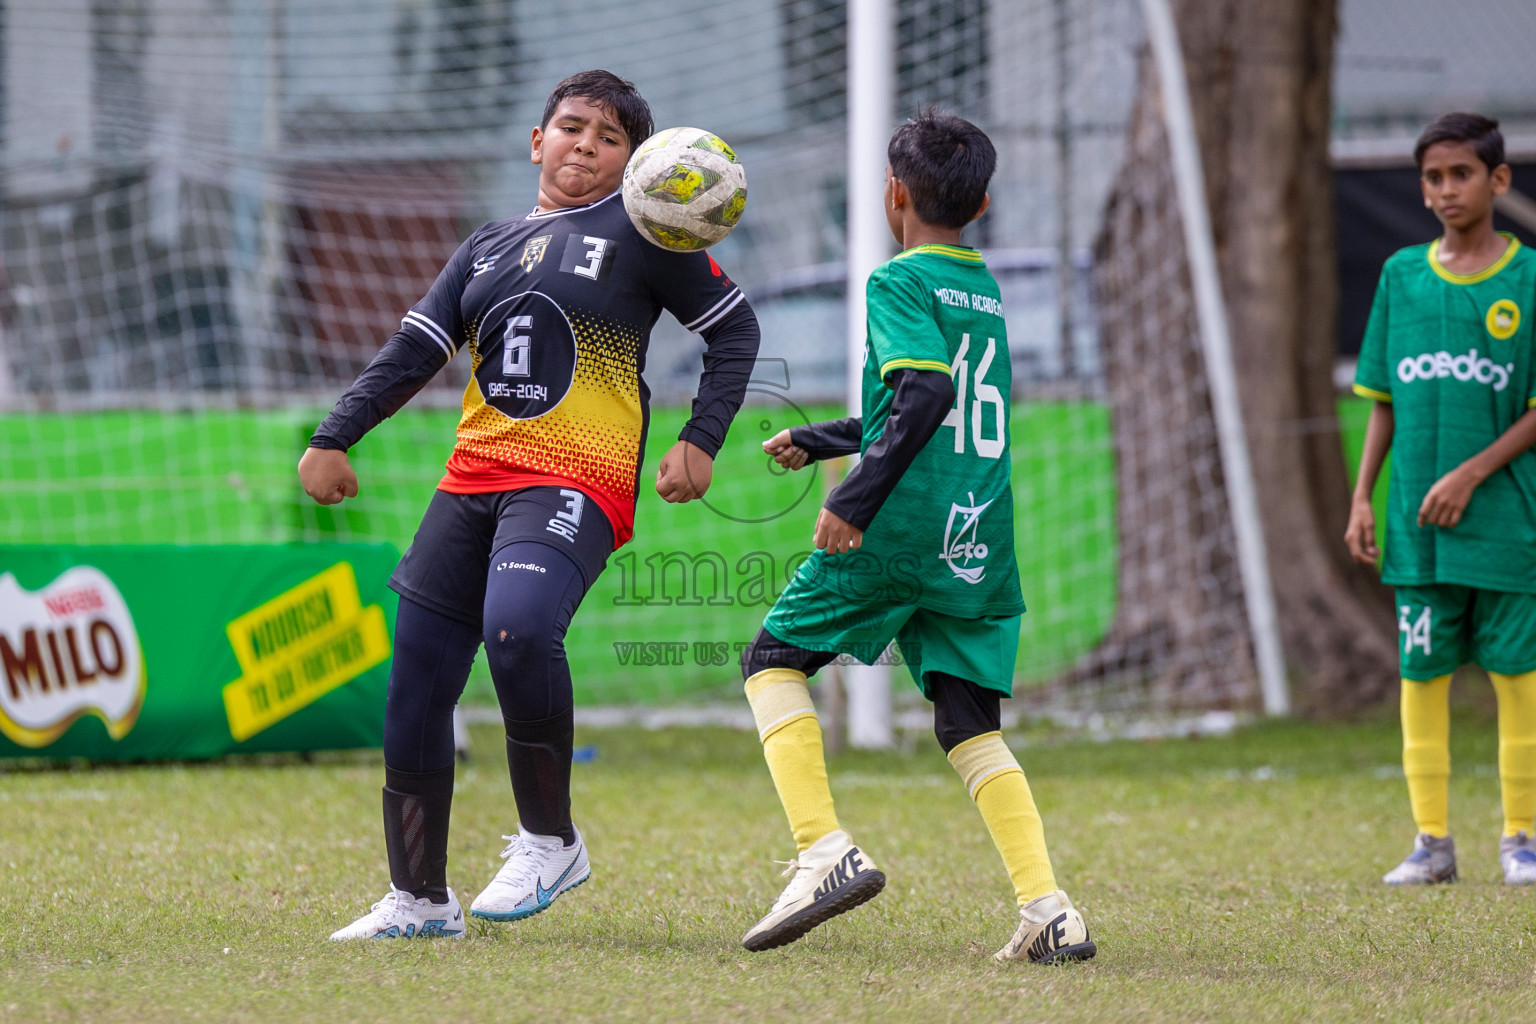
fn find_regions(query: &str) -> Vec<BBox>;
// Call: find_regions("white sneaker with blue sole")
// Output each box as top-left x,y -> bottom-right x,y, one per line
328,886 -> 466,940
470,824 -> 590,921
1383,832 -> 1457,885
1500,831 -> 1536,885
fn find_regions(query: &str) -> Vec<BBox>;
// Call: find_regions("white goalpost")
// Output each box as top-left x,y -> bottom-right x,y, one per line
844,0 -> 898,749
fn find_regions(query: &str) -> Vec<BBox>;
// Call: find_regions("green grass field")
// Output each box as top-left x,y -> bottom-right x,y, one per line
5,702 -> 1533,1023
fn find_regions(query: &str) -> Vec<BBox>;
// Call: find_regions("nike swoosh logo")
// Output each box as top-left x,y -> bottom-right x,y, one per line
535,856 -> 580,905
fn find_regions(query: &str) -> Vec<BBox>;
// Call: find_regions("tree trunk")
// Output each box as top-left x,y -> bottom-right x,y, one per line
1088,0 -> 1396,715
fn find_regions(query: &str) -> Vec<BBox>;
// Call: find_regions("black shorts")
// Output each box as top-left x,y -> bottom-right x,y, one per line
389,487 -> 615,629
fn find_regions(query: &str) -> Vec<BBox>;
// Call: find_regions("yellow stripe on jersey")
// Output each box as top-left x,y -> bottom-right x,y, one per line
894,243 -> 985,263
1353,383 -> 1392,402
1428,234 -> 1522,285
880,357 -> 953,379
897,244 -> 989,264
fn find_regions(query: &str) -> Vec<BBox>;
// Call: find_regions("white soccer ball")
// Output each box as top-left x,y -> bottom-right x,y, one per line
622,127 -> 747,251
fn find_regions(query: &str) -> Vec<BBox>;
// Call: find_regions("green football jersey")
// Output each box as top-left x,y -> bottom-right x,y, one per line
1354,234 -> 1536,592
847,243 -> 1025,617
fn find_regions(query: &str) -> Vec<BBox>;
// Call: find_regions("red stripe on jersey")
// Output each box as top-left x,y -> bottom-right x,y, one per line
439,452 -> 632,548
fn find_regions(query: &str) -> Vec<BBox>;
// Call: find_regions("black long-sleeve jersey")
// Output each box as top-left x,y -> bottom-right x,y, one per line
311,189 -> 760,546
787,368 -> 956,530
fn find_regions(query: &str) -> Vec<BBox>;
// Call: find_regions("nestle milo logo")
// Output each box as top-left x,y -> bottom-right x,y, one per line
0,567 -> 145,747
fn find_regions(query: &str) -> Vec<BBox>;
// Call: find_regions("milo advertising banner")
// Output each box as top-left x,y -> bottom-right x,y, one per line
0,545 -> 397,760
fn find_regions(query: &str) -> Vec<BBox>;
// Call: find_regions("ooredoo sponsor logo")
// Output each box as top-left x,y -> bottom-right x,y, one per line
1396,348 -> 1514,391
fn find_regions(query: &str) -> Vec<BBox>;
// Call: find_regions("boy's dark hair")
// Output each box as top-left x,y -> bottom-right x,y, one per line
1414,112 -> 1505,171
541,70 -> 654,152
887,108 -> 996,228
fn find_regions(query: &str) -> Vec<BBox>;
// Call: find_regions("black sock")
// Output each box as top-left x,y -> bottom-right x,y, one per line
504,711 -> 575,845
382,763 -> 455,904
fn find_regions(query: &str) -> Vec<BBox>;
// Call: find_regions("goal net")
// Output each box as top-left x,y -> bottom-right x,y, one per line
0,0 -> 1267,721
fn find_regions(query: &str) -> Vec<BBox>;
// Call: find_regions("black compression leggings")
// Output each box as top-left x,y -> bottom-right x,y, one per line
383,540 -> 590,772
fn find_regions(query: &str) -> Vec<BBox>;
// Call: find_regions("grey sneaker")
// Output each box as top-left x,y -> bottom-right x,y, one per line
1383,832 -> 1457,885
1499,831 -> 1536,885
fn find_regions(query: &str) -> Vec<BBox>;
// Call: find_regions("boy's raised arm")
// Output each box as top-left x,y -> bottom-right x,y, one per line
299,328 -> 453,504
299,231 -> 475,505
761,418 -> 862,471
676,300 -> 760,458
794,418 -> 864,459
309,329 -> 453,453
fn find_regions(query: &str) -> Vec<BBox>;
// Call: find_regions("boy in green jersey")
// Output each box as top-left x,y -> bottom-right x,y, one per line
735,110 -> 1095,963
1346,113 -> 1536,886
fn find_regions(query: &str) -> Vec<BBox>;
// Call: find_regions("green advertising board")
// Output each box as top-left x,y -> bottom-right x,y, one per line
0,545 -> 398,760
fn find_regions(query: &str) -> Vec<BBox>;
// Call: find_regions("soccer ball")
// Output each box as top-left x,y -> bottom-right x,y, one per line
622,127 -> 747,251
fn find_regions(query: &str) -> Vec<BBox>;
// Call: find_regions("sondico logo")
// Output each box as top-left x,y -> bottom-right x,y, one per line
1487,299 -> 1521,341
1396,348 -> 1514,392
0,567 -> 145,747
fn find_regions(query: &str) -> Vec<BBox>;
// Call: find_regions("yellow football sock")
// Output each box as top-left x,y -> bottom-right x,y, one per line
1489,671 -> 1536,838
1401,674 -> 1452,838
948,731 -> 1057,906
745,668 -> 840,852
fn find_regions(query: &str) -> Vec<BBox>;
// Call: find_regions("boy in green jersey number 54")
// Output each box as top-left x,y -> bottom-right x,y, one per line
1347,113 -> 1536,886
733,110 -> 1095,963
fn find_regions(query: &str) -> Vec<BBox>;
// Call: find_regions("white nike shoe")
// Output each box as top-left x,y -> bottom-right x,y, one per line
470,824 -> 591,922
741,829 -> 886,952
328,886 -> 466,940
1500,831 -> 1536,885
995,889 -> 1097,964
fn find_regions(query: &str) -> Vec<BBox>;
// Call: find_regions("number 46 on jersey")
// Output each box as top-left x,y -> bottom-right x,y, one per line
943,334 -> 1005,459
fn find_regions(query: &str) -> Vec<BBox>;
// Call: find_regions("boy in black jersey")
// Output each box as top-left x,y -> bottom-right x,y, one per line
305,70 -> 759,940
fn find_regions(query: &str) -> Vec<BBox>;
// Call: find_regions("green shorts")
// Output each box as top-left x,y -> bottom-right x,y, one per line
1395,583 -> 1536,680
762,558 -> 1022,698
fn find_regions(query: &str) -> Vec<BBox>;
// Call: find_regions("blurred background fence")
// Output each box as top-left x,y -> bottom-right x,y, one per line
2,0 -> 1535,710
